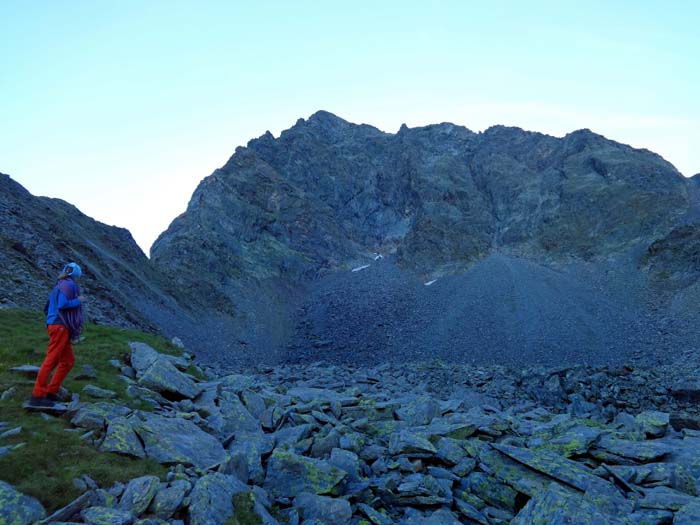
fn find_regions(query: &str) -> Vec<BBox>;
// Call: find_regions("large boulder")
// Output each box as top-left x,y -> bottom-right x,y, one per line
131,411 -> 226,468
264,449 -> 347,498
188,473 -> 247,525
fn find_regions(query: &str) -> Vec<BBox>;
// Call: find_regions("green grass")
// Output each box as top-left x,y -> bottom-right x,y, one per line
0,309 -> 189,512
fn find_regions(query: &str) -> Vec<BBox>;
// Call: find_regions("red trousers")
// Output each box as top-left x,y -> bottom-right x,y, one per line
32,324 -> 75,398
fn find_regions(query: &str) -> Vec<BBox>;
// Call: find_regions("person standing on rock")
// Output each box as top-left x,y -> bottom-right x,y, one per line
29,262 -> 84,407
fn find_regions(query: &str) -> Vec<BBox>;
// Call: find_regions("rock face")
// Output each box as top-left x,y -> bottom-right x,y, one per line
3,111 -> 700,366
150,111 -> 698,365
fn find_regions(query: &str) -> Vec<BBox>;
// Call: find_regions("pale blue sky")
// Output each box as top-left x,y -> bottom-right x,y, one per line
1,1 -> 698,253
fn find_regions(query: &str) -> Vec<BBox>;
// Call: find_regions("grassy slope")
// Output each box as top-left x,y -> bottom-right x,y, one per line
0,309 -> 185,512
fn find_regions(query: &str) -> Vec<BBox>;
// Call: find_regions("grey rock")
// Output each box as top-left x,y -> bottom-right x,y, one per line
0,480 -> 46,524
675,500 -> 700,525
293,492 -> 351,525
388,430 -> 437,456
83,385 -> 118,399
148,480 -> 190,520
81,506 -> 134,525
119,476 -> 160,515
71,403 -> 132,431
511,483 -> 619,525
137,355 -> 201,400
264,449 -> 347,498
9,365 -> 40,376
132,411 -> 226,469
75,364 -> 98,380
188,473 -> 247,525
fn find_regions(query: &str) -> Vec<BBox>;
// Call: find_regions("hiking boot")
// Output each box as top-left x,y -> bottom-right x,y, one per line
28,396 -> 55,408
46,393 -> 61,402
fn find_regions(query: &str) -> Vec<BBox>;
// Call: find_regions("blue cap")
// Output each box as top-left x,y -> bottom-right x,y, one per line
63,262 -> 82,279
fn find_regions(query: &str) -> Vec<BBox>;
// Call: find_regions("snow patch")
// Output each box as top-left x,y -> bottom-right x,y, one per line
352,264 -> 371,273
374,254 -> 384,261
424,279 -> 437,286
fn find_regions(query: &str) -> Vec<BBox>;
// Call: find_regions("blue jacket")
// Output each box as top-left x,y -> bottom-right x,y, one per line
46,279 -> 81,325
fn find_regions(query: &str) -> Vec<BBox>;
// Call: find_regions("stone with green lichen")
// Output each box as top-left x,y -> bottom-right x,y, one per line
492,443 -> 619,495
607,462 -> 698,496
675,500 -> 700,525
593,435 -> 672,462
189,473 -> 247,525
132,411 -> 226,469
148,479 -> 190,520
293,492 -> 351,525
80,506 -> 134,525
214,391 -> 261,437
476,446 -> 550,497
71,402 -> 132,431
510,483 -> 623,525
328,448 -> 361,483
264,449 -> 347,498
434,437 -> 468,466
394,395 -> 442,426
533,424 -> 601,457
101,416 -> 145,458
638,485 -> 697,511
462,471 -> 517,512
118,476 -> 160,515
635,410 -> 670,438
356,503 -> 394,525
454,498 -> 489,525
224,433 -> 274,483
0,480 -> 46,525
137,355 -> 201,399
388,430 -> 437,456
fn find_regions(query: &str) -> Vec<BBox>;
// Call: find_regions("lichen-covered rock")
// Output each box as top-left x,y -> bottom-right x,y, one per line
118,476 -> 160,515
147,479 -> 190,520
212,391 -> 261,437
0,480 -> 46,525
635,410 -> 670,438
394,396 -> 442,426
101,417 -> 145,458
264,449 -> 347,498
388,430 -> 437,456
129,342 -> 161,374
137,355 -> 201,399
83,384 -> 118,399
224,432 -> 274,483
675,500 -> 700,525
293,492 -> 352,525
510,483 -> 618,524
81,506 -> 134,525
188,473 -> 247,525
71,403 -> 132,431
594,435 -> 672,462
132,411 -> 225,468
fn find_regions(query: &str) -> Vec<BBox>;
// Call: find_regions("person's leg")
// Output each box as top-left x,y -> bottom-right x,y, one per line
46,335 -> 75,395
32,325 -> 69,398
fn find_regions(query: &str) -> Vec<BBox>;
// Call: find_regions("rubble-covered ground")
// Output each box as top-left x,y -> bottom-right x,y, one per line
4,338 -> 700,525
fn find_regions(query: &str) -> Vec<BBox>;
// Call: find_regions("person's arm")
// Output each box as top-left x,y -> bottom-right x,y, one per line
57,290 -> 81,310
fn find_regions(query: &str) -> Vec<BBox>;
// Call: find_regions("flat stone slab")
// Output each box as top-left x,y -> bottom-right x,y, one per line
594,435 -> 672,462
9,365 -> 40,376
131,411 -> 226,469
